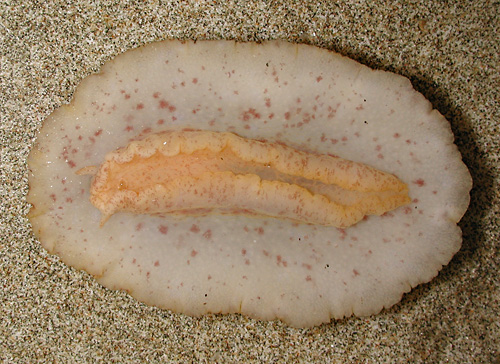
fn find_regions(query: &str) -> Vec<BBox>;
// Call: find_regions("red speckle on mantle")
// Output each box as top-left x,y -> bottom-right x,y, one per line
159,99 -> 176,112
255,227 -> 264,235
203,230 -> 212,239
413,179 -> 426,187
241,108 -> 261,121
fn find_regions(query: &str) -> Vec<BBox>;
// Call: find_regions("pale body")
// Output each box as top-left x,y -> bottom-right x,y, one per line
28,41 -> 471,327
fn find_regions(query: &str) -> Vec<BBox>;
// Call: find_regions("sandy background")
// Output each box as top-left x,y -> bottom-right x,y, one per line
1,1 -> 498,362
